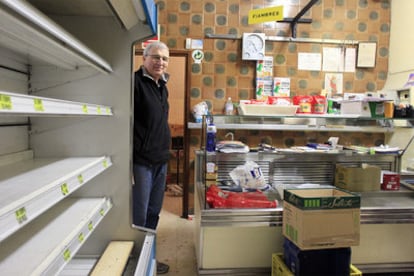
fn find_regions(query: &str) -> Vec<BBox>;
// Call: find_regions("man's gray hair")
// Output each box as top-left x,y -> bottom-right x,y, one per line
143,41 -> 169,56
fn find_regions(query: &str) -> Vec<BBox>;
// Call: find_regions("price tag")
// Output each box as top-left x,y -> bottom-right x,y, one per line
82,104 -> 88,113
103,159 -> 108,168
106,107 -> 111,115
34,98 -> 44,111
61,183 -> 69,195
63,248 -> 71,261
97,106 -> 102,114
15,207 -> 27,224
0,94 -> 12,110
77,174 -> 84,184
88,221 -> 93,231
78,232 -> 84,243
100,208 -> 105,216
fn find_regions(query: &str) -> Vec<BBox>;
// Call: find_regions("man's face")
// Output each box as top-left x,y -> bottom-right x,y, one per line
143,47 -> 169,80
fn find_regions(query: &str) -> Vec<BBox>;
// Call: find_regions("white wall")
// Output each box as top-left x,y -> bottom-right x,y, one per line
384,0 -> 414,171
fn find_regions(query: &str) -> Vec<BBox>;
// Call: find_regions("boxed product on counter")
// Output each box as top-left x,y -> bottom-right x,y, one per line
335,163 -> 381,192
381,170 -> 400,190
340,99 -> 384,118
282,188 -> 360,250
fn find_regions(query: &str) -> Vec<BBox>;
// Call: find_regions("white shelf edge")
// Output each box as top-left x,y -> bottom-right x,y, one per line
0,197 -> 113,275
187,122 -> 390,133
0,91 -> 113,116
0,1 -> 113,73
134,233 -> 156,276
0,156 -> 112,242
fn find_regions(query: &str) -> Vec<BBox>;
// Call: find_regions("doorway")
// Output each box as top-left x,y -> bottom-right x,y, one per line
133,48 -> 190,218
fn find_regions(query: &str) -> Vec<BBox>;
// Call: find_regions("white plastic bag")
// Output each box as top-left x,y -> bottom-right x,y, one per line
192,101 -> 208,123
230,161 -> 266,189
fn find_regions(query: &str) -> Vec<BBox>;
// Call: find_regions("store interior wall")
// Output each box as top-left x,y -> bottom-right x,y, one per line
156,0 -> 392,214
384,0 -> 414,170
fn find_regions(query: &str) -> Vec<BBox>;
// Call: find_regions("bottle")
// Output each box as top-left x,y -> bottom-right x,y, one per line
225,97 -> 233,115
206,122 -> 217,152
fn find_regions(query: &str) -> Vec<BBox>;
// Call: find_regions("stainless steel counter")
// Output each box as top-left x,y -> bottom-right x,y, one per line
194,151 -> 414,274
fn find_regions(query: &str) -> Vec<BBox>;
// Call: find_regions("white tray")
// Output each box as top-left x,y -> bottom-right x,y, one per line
239,103 -> 298,116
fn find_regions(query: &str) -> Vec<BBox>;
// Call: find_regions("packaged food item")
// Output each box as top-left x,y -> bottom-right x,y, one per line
293,95 -> 313,114
225,97 -> 234,115
267,96 -> 292,105
313,95 -> 327,114
206,185 -> 277,208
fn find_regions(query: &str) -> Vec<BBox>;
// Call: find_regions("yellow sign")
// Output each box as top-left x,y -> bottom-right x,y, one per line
248,6 -> 283,24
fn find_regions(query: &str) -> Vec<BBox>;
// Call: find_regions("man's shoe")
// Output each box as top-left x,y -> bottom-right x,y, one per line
157,261 -> 169,274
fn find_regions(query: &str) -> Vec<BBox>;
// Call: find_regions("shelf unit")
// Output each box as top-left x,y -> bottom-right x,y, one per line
188,114 -> 398,133
0,197 -> 112,275
0,0 -> 113,73
0,0 -> 116,273
0,91 -> 113,116
0,156 -> 112,242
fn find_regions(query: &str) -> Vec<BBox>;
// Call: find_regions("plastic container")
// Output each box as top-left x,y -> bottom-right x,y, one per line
225,97 -> 234,115
283,238 -> 351,276
206,123 -> 216,152
271,253 -> 362,276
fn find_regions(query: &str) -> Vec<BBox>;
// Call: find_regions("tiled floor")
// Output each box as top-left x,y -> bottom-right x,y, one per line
156,191 -> 197,276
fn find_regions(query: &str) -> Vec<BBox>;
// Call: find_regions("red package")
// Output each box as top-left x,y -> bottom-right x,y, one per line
293,96 -> 313,113
267,96 -> 292,105
206,185 -> 277,209
313,95 -> 327,114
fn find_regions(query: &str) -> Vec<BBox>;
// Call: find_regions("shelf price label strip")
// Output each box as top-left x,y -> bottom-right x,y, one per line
34,98 -> 44,112
38,198 -> 113,275
0,92 -> 112,115
15,207 -> 27,224
0,93 -> 12,110
0,157 -> 112,243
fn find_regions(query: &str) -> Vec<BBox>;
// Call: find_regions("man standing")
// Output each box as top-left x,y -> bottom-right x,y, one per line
133,41 -> 171,274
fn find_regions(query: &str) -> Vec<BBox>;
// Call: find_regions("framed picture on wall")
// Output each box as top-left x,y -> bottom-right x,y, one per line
357,42 -> 377,68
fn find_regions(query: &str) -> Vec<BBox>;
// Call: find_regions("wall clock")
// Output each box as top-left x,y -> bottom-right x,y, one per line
242,33 -> 266,60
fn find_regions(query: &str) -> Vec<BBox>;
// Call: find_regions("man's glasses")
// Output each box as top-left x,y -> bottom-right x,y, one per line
148,55 -> 169,62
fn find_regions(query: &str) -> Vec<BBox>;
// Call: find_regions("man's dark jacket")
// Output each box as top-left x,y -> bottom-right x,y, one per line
133,67 -> 171,166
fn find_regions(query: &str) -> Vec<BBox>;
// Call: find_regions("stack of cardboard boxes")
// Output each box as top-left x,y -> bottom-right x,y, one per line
273,188 -> 362,276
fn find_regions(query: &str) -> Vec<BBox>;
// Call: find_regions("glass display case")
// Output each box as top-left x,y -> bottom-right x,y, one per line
193,114 -> 414,275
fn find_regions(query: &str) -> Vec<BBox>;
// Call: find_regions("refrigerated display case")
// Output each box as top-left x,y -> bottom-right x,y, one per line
193,115 -> 414,275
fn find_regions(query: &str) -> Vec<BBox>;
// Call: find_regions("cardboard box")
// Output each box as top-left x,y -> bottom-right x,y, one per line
381,171 -> 400,190
335,164 -> 381,192
283,188 -> 360,250
340,100 -> 384,118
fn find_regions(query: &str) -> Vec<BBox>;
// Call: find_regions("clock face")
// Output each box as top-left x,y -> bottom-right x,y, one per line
242,33 -> 265,60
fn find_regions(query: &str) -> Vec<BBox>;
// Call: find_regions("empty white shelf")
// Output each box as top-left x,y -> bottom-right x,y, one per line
0,91 -> 113,116
0,156 -> 112,242
0,0 -> 113,73
0,197 -> 112,275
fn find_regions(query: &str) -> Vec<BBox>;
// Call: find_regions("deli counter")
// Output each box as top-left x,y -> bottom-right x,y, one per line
192,116 -> 414,275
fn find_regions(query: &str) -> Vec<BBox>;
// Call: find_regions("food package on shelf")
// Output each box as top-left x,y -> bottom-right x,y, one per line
206,185 -> 277,209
